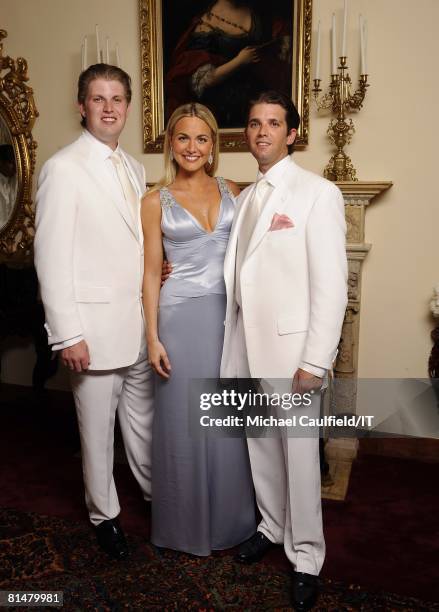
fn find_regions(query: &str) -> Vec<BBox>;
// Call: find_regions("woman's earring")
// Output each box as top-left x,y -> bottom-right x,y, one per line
170,148 -> 174,161
208,151 -> 213,165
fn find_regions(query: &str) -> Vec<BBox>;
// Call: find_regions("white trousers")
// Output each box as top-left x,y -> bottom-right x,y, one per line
236,311 -> 325,575
71,335 -> 154,525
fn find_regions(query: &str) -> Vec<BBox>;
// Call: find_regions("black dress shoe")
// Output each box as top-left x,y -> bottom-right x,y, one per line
292,571 -> 319,611
235,531 -> 275,563
94,518 -> 129,560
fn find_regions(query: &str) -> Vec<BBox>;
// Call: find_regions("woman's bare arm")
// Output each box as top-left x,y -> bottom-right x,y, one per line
141,191 -> 171,378
204,47 -> 260,89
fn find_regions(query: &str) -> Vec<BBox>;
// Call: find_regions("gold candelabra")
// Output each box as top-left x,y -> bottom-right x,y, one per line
313,57 -> 369,181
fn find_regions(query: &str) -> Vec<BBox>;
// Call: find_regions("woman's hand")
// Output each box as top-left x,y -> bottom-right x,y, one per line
148,338 -> 172,379
207,47 -> 260,88
235,46 -> 260,66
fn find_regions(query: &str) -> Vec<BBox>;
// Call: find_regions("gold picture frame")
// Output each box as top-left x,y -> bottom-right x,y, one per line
140,0 -> 312,153
0,30 -> 38,263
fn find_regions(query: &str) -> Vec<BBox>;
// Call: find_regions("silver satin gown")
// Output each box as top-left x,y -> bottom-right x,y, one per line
151,177 -> 256,556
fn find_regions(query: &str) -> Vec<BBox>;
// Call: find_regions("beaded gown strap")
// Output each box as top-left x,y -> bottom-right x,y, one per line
159,187 -> 174,209
216,176 -> 235,201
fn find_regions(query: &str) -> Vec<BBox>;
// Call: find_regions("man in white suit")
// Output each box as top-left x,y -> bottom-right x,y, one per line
34,64 -> 154,559
220,91 -> 347,610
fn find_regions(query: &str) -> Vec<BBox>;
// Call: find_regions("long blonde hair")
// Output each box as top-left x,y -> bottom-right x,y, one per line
149,103 -> 220,193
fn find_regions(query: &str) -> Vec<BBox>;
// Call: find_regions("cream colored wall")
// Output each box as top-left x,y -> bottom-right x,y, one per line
2,0 -> 438,390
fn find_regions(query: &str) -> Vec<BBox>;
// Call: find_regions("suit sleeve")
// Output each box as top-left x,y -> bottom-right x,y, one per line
301,183 -> 348,370
52,335 -> 84,351
34,158 -> 84,344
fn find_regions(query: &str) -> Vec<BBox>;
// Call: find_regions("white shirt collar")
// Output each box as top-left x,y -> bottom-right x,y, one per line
82,129 -> 121,161
256,155 -> 291,188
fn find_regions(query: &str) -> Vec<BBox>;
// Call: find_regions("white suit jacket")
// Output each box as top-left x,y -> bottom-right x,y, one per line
34,131 -> 146,370
220,156 -> 348,379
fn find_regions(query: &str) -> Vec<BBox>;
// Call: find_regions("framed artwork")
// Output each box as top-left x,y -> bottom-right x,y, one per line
140,0 -> 312,152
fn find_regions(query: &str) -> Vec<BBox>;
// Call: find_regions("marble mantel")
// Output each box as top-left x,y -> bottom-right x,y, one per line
325,181 -> 392,461
335,182 -> 392,393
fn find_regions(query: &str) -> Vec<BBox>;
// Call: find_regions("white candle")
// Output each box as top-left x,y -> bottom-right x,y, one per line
116,44 -> 121,68
84,36 -> 88,70
95,24 -> 100,63
331,13 -> 337,74
81,42 -> 84,72
359,15 -> 365,74
315,21 -> 321,80
363,18 -> 368,74
106,37 -> 110,64
342,0 -> 348,57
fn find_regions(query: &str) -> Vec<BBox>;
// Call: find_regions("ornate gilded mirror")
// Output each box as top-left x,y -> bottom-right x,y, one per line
0,30 -> 38,263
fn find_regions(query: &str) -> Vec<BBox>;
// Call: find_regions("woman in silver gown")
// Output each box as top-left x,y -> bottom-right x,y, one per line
141,103 -> 255,556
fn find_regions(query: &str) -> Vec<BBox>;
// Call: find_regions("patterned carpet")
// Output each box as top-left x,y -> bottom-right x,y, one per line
1,508 -> 437,611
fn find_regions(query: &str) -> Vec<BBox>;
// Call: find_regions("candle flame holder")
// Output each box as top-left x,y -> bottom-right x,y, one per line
313,57 -> 369,181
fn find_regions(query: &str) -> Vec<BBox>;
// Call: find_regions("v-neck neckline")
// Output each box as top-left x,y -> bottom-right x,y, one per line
163,178 -> 224,235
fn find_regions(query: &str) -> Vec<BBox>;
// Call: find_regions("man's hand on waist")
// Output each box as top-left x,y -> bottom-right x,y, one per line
61,340 -> 90,372
292,368 -> 323,395
161,260 -> 172,286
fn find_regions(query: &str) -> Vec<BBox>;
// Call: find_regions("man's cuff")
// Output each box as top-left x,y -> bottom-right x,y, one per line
52,335 -> 84,351
299,361 -> 327,378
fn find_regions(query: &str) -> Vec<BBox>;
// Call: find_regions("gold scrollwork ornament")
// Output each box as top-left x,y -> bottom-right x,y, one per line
0,29 -> 38,263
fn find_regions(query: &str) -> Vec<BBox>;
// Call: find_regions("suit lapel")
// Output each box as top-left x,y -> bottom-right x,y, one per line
224,186 -> 255,294
245,159 -> 299,259
120,150 -> 144,199
90,159 -> 139,240
76,132 -> 141,242
119,150 -> 145,246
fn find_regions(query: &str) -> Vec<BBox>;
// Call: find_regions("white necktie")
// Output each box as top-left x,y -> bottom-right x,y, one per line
235,179 -> 270,307
239,179 -> 270,258
110,151 -> 138,231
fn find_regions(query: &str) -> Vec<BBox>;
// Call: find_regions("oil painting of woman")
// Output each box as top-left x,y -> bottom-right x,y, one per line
164,0 -> 292,128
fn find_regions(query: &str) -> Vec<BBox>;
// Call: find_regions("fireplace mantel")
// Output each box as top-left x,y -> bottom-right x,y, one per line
325,180 -> 392,462
335,181 -> 392,386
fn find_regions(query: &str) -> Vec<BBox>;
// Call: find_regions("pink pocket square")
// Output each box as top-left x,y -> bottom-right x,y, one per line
269,213 -> 295,231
